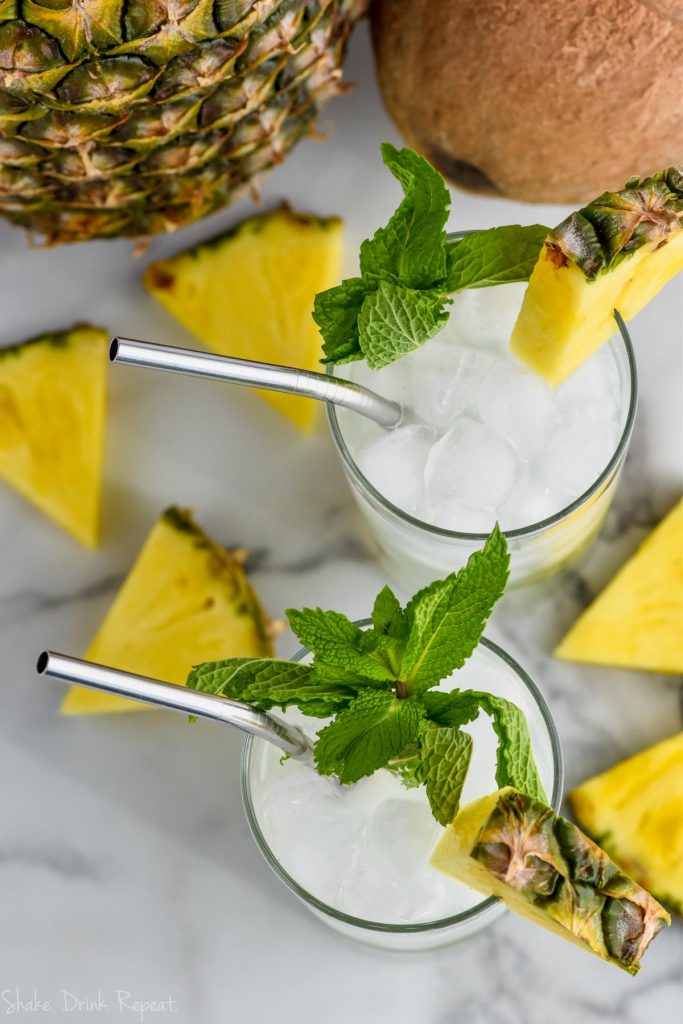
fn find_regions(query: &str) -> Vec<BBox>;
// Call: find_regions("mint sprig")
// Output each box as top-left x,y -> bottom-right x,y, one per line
421,723 -> 473,826
186,526 -> 546,824
314,690 -> 424,785
313,143 -> 548,370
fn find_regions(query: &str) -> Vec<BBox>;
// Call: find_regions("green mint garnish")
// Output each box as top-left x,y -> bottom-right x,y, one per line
399,524 -> 509,692
313,143 -> 548,370
314,689 -> 424,785
357,282 -> 450,369
187,658 -> 361,717
186,526 -> 546,824
359,143 -> 450,289
420,723 -> 473,826
445,224 -> 550,291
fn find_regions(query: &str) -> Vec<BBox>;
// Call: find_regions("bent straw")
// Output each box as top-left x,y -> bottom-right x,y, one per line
110,337 -> 403,429
37,651 -> 312,759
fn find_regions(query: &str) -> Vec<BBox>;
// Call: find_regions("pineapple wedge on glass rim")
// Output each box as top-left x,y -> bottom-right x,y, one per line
61,507 -> 275,715
511,167 -> 683,386
143,206 -> 343,432
0,324 -> 108,548
570,732 -> 683,918
431,788 -> 669,974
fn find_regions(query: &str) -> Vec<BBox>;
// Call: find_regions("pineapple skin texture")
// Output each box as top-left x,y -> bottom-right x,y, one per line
555,498 -> 683,673
144,207 -> 343,431
61,507 -> 274,714
0,324 -> 108,547
0,1 -> 366,244
570,732 -> 683,917
431,787 -> 670,974
511,230 -> 683,386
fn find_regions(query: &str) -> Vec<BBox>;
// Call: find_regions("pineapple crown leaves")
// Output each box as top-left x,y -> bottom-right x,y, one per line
548,165 -> 683,280
312,142 -> 549,369
186,526 -> 546,825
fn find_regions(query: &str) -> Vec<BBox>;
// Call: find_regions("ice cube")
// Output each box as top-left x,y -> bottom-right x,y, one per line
352,354 -> 413,405
473,360 -> 556,456
409,340 -> 498,429
425,417 -> 518,509
555,347 -> 622,421
542,415 -> 620,496
496,467 -> 570,530
445,283 -> 526,350
356,424 -> 435,513
424,498 -> 496,533
337,797 -> 444,921
361,798 -> 442,878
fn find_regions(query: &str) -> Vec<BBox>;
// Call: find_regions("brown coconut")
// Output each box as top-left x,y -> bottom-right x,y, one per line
370,0 -> 683,203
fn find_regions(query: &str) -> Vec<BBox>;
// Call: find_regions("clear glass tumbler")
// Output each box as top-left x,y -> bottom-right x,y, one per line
242,624 -> 563,952
327,237 -> 637,591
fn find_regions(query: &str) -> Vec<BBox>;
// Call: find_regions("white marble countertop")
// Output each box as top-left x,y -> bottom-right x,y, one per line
1,23 -> 682,1024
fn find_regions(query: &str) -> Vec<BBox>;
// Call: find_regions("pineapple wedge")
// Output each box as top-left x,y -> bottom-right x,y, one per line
555,498 -> 683,673
0,324 -> 108,547
143,207 -> 343,432
431,788 -> 669,974
570,733 -> 683,917
61,507 -> 274,715
511,167 -> 683,385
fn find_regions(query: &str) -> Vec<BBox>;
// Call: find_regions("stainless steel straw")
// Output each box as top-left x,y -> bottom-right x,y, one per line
37,651 -> 311,758
110,337 -> 403,429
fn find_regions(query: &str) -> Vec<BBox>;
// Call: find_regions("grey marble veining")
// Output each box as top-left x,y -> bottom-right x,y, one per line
1,23 -> 682,1024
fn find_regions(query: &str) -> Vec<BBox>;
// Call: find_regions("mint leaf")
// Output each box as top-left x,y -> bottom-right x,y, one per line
399,525 -> 510,692
359,143 -> 450,289
358,282 -> 450,369
314,689 -> 424,784
445,225 -> 548,291
287,607 -> 395,682
422,690 -> 481,729
473,691 -> 546,803
421,723 -> 473,825
371,585 -> 406,641
314,278 -> 366,365
187,658 -> 357,717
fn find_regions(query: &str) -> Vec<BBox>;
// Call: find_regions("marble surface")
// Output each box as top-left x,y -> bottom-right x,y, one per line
1,23 -> 682,1024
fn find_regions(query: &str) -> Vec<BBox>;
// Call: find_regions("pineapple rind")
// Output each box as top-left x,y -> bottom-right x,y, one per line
0,2 -> 366,244
143,207 -> 343,431
570,732 -> 683,917
61,506 -> 273,714
0,324 -> 108,547
555,498 -> 683,673
431,787 -> 669,974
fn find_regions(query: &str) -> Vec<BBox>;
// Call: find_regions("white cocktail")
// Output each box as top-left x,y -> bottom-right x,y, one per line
329,274 -> 636,590
242,631 -> 562,952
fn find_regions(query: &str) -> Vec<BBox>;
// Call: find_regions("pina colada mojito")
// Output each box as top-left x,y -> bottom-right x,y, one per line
331,279 -> 634,589
243,635 -> 560,951
316,149 -> 681,590
191,532 -> 669,967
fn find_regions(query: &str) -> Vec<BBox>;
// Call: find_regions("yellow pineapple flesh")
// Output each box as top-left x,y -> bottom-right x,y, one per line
431,788 -> 669,974
143,208 -> 343,431
511,167 -> 683,385
61,507 -> 274,715
570,732 -> 683,917
555,498 -> 683,673
0,324 -> 108,547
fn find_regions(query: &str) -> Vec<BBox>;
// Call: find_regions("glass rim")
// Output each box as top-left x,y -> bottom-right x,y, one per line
326,230 -> 638,543
241,620 -> 564,935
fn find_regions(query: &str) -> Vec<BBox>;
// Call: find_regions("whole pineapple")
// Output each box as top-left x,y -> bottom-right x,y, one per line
0,1 -> 366,244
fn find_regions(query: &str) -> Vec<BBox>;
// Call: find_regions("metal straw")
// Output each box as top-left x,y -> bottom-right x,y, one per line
110,337 -> 403,429
37,651 -> 312,759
